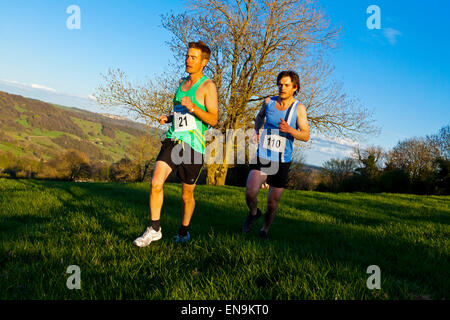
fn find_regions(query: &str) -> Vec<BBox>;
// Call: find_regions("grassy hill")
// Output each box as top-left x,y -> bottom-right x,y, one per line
1,179 -> 448,299
0,90 -> 158,163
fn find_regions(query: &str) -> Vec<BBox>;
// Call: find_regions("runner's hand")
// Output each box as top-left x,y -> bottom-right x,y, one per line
159,115 -> 168,125
279,118 -> 292,133
251,131 -> 260,144
181,96 -> 195,112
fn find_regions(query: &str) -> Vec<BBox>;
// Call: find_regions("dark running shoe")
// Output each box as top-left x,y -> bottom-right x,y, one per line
259,229 -> 268,239
174,232 -> 191,244
242,208 -> 262,234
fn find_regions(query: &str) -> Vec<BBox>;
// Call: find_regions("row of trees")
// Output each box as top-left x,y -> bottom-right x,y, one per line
2,125 -> 447,195
0,135 -> 159,182
316,125 -> 449,195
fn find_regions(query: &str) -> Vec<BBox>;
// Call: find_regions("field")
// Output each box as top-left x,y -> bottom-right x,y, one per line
0,179 -> 449,300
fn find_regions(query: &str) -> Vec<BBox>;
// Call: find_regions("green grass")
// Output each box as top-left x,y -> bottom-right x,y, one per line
14,104 -> 26,113
114,129 -> 134,142
0,179 -> 448,300
16,115 -> 30,128
30,128 -> 67,138
98,135 -> 128,159
0,143 -> 25,156
53,104 -> 81,112
31,136 -> 60,149
71,117 -> 102,138
69,117 -> 131,162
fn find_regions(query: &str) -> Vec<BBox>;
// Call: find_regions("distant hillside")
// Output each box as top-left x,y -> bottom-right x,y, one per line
302,163 -> 323,172
0,90 -> 159,163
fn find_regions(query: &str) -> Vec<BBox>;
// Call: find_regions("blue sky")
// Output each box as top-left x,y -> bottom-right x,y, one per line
0,0 -> 449,166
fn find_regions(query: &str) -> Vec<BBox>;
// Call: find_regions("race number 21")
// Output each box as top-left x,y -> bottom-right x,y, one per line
174,105 -> 196,132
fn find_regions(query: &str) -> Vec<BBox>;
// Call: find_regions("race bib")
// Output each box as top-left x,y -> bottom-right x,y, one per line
173,105 -> 197,132
262,134 -> 287,153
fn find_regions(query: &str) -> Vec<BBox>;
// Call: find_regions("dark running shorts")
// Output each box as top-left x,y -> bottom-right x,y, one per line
249,157 -> 291,189
156,138 -> 204,185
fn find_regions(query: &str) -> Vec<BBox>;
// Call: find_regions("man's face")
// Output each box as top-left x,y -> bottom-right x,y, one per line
277,76 -> 297,100
185,48 -> 207,74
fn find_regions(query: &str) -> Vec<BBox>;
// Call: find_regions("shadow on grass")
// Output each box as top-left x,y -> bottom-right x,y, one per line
2,180 -> 449,299
16,180 -> 189,241
286,191 -> 450,226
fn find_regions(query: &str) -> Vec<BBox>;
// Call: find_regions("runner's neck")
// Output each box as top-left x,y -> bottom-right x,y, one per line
186,72 -> 204,89
277,97 -> 296,110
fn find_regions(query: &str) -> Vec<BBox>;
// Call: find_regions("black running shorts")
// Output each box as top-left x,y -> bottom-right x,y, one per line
249,157 -> 291,189
156,138 -> 204,185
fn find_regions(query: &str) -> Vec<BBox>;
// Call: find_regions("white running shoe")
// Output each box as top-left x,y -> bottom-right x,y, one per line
133,227 -> 162,247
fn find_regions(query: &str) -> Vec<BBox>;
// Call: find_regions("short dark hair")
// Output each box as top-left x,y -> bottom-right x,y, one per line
188,41 -> 211,61
277,71 -> 300,96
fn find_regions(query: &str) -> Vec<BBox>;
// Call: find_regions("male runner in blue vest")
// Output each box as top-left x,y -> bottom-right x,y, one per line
242,71 -> 310,238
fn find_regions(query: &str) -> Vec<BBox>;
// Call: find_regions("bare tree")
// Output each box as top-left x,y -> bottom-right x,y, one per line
353,145 -> 384,178
321,157 -> 357,191
109,158 -> 139,182
125,135 -> 160,182
427,124 -> 450,160
96,0 -> 379,185
96,69 -> 178,127
57,149 -> 91,181
386,137 -> 439,180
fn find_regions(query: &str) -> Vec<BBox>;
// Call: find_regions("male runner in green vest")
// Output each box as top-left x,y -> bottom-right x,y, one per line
134,41 -> 218,246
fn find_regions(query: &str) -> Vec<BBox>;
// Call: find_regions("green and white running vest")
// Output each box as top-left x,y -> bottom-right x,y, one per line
166,76 -> 209,154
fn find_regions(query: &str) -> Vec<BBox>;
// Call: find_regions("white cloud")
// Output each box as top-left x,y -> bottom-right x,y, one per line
0,79 -> 101,113
31,83 -> 56,92
308,135 -> 360,158
0,79 -> 26,86
383,28 -> 402,45
313,135 -> 360,148
315,146 -> 355,158
0,79 -> 56,92
0,78 -> 96,103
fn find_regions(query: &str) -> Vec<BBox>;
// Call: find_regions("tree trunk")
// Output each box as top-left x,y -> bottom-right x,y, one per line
206,127 -> 238,186
206,163 -> 229,186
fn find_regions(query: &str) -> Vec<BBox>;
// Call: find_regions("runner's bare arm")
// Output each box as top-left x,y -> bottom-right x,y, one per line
160,82 -> 183,125
251,98 -> 269,143
180,80 -> 218,127
255,98 -> 269,132
279,103 -> 309,142
158,114 -> 173,124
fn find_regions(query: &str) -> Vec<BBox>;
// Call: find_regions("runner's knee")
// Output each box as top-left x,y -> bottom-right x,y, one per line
182,190 -> 194,203
246,189 -> 258,202
267,198 -> 279,210
151,180 -> 164,193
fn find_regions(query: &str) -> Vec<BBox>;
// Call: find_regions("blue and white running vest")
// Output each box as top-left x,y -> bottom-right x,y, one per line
257,97 -> 299,163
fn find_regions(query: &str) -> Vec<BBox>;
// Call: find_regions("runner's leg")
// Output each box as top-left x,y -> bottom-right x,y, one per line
181,182 -> 196,227
150,160 -> 173,221
245,169 -> 267,216
262,186 -> 284,233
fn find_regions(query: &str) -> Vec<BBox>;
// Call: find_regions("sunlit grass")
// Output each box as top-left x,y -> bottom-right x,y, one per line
0,179 -> 448,300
